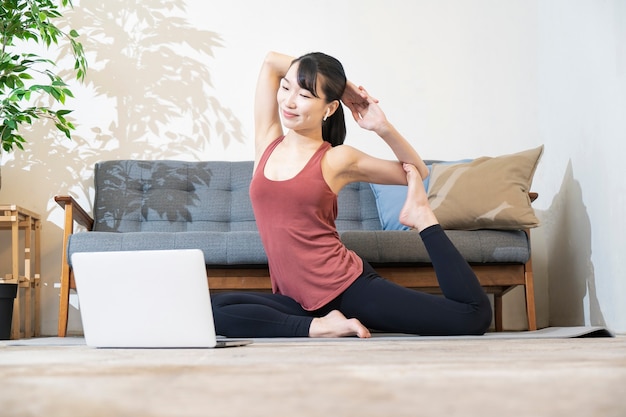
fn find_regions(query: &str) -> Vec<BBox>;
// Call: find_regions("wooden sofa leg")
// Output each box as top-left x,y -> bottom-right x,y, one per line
524,259 -> 537,331
57,199 -> 75,338
57,266 -> 71,337
494,294 -> 503,332
523,229 -> 537,331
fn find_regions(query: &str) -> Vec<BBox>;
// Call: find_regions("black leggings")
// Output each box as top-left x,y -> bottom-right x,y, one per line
211,224 -> 493,337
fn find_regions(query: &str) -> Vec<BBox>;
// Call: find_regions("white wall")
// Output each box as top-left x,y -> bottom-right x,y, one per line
1,0 -> 624,335
534,0 -> 626,331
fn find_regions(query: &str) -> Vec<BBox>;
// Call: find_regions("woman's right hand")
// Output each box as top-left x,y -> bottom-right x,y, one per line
342,83 -> 389,133
342,82 -> 378,121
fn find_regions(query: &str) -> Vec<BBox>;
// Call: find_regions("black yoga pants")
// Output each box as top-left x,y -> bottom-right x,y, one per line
211,224 -> 493,337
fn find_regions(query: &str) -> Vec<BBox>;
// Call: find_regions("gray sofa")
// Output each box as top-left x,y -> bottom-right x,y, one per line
55,160 -> 537,336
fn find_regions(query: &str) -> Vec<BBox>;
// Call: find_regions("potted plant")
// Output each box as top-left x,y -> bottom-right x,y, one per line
0,0 -> 87,187
1,0 -> 86,337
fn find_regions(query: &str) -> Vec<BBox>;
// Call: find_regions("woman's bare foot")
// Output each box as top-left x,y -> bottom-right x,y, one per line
309,310 -> 371,338
399,163 -> 439,232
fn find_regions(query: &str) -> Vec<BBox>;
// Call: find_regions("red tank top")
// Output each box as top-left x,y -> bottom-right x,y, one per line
250,136 -> 363,311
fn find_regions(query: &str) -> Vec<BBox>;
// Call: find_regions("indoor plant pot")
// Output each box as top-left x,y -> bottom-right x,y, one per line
0,283 -> 18,340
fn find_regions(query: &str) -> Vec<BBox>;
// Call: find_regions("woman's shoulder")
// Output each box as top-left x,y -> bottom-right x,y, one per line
326,143 -> 366,162
323,144 -> 364,180
255,134 -> 284,160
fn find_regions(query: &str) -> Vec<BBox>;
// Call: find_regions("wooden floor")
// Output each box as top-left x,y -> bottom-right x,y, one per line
1,334 -> 624,417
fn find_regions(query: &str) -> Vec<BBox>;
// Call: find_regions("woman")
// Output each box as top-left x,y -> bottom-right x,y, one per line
212,51 -> 492,338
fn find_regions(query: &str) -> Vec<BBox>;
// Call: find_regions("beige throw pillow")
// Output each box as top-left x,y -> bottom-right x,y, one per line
426,145 -> 544,230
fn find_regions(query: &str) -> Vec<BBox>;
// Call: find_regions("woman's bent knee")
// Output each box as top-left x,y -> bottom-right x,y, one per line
466,302 -> 493,335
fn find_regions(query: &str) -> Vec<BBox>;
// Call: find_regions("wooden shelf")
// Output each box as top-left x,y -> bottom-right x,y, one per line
0,204 -> 41,339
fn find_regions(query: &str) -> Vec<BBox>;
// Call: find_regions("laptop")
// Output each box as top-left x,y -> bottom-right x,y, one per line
71,249 -> 252,348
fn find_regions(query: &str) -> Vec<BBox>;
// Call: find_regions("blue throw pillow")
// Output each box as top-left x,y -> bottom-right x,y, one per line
370,183 -> 414,231
370,160 -> 472,230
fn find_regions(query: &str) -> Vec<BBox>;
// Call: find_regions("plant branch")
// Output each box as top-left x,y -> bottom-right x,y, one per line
0,0 -> 87,152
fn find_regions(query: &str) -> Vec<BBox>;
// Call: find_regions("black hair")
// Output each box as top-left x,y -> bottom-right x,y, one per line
291,52 -> 347,147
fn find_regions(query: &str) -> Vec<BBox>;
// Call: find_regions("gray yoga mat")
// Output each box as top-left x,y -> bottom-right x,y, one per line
1,326 -> 614,347
250,326 -> 614,343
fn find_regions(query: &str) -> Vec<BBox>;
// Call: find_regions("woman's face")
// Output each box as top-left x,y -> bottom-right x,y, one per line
277,63 -> 329,132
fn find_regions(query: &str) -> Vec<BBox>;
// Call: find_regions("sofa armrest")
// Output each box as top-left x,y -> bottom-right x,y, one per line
54,195 -> 94,231
55,195 -> 94,337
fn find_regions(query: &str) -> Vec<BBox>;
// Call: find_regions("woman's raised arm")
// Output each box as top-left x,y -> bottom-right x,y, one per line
342,86 -> 429,180
254,52 -> 294,164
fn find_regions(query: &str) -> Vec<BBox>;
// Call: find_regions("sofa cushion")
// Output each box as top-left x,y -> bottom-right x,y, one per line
67,231 -> 268,266
427,146 -> 543,230
340,229 -> 530,264
336,181 -> 383,231
93,160 -> 257,233
68,228 -> 530,267
93,160 -> 382,233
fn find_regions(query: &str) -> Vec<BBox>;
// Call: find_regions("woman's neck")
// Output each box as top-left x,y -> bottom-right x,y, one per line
284,130 -> 324,148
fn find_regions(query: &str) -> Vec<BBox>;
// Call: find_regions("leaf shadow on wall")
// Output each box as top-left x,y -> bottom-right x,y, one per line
545,160 -> 606,327
68,1 -> 245,157
8,0 -> 245,217
0,1 -> 248,333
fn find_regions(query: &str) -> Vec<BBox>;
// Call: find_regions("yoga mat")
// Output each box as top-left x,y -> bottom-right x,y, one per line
250,326 -> 615,343
1,326 -> 614,347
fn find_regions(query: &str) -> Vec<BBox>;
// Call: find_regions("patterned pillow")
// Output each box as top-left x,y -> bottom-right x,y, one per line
426,146 -> 543,230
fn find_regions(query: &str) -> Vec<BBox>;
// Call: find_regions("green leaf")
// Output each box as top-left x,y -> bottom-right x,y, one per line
55,124 -> 72,139
50,88 -> 62,102
9,88 -> 26,101
56,109 -> 73,116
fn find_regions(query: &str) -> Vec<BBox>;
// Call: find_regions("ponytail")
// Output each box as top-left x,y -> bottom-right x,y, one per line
322,105 -> 346,147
